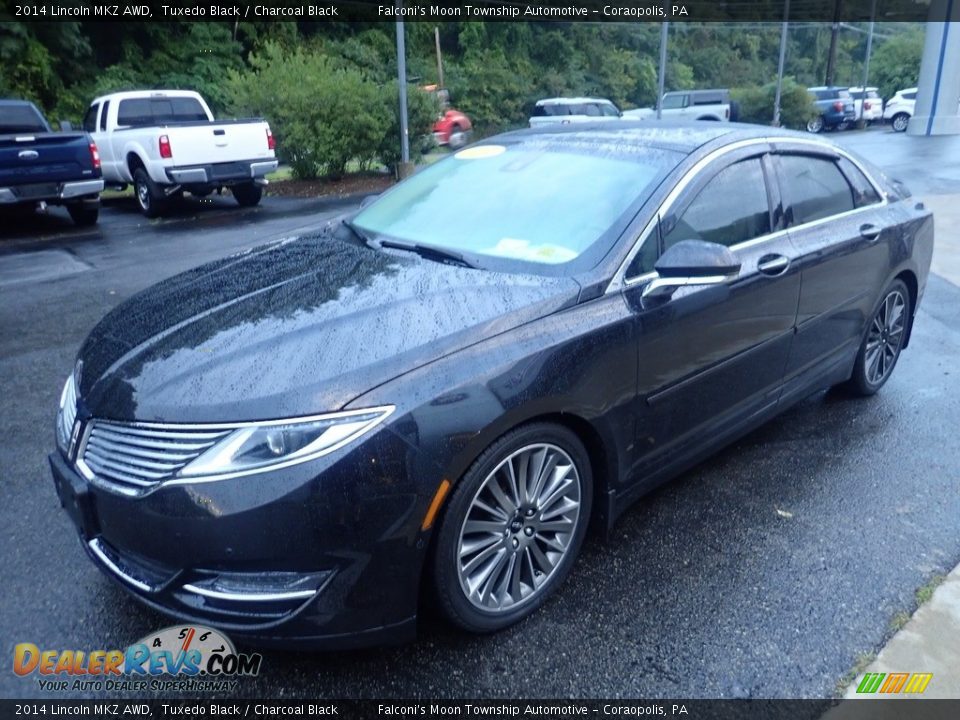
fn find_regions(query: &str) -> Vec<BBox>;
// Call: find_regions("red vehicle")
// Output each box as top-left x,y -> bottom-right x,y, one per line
424,85 -> 472,149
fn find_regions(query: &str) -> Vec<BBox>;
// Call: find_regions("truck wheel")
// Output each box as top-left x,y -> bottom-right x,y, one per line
232,182 -> 263,208
66,203 -> 99,227
133,168 -> 167,218
806,116 -> 824,133
891,113 -> 910,132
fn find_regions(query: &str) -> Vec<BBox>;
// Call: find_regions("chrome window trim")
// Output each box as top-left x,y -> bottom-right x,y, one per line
610,136 -> 888,293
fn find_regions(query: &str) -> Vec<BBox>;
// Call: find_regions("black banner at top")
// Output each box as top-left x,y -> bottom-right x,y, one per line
0,0 -> 937,23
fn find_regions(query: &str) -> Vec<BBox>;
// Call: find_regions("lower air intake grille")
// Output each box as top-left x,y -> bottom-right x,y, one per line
81,421 -> 230,492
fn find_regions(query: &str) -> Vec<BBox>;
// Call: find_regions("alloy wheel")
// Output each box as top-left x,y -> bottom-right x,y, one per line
865,289 -> 906,386
136,180 -> 150,211
456,443 -> 582,613
892,114 -> 909,132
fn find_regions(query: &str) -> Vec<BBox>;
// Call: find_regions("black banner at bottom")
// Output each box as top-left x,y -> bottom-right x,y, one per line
1,700 -> 959,720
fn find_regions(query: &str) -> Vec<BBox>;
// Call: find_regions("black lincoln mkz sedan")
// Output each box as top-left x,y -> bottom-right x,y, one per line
51,123 -> 932,648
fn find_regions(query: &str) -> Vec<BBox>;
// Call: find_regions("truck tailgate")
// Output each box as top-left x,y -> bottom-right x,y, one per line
0,133 -> 95,186
165,122 -> 273,166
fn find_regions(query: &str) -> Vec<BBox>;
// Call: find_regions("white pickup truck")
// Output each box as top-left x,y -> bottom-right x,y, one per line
622,89 -> 735,122
83,90 -> 277,217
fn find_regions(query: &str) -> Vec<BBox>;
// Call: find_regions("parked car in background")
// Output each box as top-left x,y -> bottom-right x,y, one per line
52,122 -> 932,648
85,90 -> 277,217
883,88 -> 917,132
0,99 -> 103,226
806,86 -> 856,133
623,89 -> 735,122
847,86 -> 882,124
529,97 -> 623,127
423,85 -> 472,149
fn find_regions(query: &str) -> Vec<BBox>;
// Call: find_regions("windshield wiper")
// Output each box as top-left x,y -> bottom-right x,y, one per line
377,238 -> 477,269
343,220 -> 477,269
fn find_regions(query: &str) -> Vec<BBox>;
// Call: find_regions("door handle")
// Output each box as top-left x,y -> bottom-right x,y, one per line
757,254 -> 790,276
860,223 -> 881,241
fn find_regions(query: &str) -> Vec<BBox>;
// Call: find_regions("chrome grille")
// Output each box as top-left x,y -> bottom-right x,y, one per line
81,421 -> 231,491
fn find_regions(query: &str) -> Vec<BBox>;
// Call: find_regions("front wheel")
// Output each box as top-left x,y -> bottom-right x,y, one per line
232,182 -> 263,207
892,113 -> 910,132
806,116 -> 824,133
431,423 -> 592,633
843,280 -> 911,396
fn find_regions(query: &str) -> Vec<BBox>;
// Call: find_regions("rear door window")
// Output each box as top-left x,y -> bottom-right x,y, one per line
838,157 -> 881,207
82,104 -> 99,133
778,154 -> 855,225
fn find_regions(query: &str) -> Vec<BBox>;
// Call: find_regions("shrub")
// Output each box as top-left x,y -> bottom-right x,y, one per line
732,78 -> 818,129
227,43 -> 438,179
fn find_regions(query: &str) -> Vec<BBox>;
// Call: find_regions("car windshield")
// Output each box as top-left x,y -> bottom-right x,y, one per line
0,105 -> 49,134
352,140 -> 681,271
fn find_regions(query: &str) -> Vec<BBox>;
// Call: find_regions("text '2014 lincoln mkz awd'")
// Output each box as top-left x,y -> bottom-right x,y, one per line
51,123 -> 933,648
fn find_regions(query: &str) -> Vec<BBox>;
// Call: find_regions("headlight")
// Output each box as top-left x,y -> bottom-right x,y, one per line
56,372 -> 78,452
177,406 -> 394,480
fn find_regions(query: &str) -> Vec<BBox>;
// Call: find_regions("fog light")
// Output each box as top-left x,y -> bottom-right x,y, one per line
183,570 -> 332,603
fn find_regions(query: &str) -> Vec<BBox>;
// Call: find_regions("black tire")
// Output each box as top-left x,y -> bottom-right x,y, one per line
891,113 -> 910,133
232,182 -> 263,207
133,167 -> 167,218
66,202 -> 99,227
842,279 -> 911,397
447,124 -> 470,150
431,422 -> 593,633
806,116 -> 824,133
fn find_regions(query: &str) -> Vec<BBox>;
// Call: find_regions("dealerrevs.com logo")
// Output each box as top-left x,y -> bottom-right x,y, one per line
14,625 -> 263,693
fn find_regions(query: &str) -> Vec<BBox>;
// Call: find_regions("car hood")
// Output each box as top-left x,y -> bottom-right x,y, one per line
76,233 -> 580,423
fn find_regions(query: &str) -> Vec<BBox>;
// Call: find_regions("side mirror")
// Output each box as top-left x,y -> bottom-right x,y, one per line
643,240 -> 741,300
60,120 -> 73,131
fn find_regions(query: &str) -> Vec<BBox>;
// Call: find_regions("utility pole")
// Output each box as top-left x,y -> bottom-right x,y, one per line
825,0 -> 843,86
773,0 -> 791,126
395,8 -> 411,177
858,0 -> 877,125
434,27 -> 444,89
656,20 -> 669,119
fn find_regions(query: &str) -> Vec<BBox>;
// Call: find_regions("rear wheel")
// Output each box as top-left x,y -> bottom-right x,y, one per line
66,202 -> 99,227
432,423 -> 592,633
806,116 -> 824,133
232,182 -> 263,207
133,168 -> 167,218
892,113 -> 910,132
843,279 -> 911,396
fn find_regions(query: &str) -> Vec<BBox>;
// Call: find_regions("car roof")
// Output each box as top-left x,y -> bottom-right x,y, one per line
497,120 -> 824,154
0,99 -> 37,107
535,97 -> 615,105
89,89 -> 203,105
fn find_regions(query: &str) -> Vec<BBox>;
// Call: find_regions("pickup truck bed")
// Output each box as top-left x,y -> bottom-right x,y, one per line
0,100 -> 103,225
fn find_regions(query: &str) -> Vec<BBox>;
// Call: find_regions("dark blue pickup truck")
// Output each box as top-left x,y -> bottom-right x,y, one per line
0,99 -> 103,226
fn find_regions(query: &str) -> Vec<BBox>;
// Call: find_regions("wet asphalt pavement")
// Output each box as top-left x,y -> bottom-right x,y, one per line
2,129 -> 959,700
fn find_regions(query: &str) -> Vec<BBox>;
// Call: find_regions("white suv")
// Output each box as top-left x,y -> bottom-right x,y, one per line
847,86 -> 882,124
883,88 -> 917,132
529,97 -> 623,127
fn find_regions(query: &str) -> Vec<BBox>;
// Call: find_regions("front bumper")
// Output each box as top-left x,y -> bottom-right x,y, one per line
165,159 -> 278,186
0,178 -> 103,205
49,423 -> 427,649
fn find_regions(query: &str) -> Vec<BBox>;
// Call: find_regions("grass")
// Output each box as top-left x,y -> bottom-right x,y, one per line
915,573 -> 947,606
888,611 -> 911,633
835,651 -> 877,696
